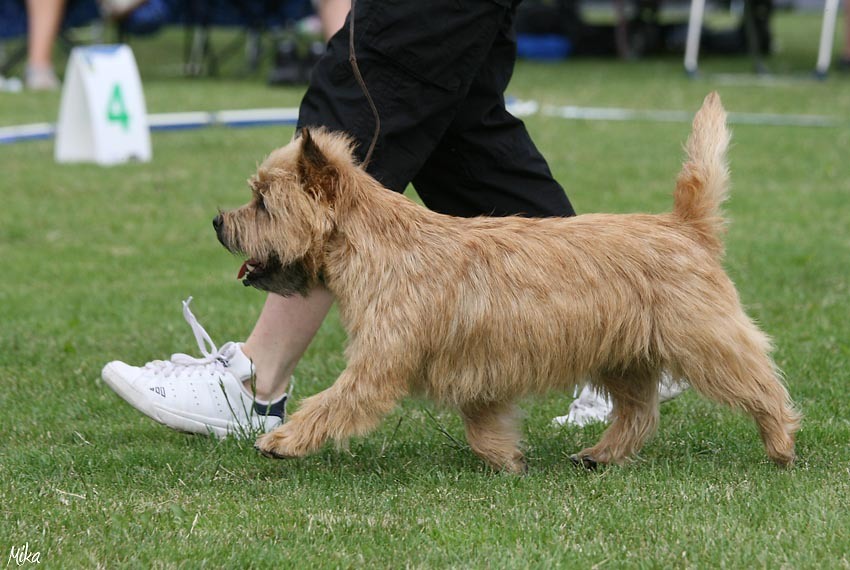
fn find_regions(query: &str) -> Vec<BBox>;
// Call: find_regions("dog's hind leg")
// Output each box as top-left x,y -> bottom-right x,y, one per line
572,366 -> 661,468
255,364 -> 408,459
671,316 -> 800,466
461,402 -> 527,474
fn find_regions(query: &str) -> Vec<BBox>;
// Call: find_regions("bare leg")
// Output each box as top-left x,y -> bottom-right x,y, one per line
25,0 -> 65,90
241,287 -> 334,402
26,0 -> 65,68
461,402 -> 526,474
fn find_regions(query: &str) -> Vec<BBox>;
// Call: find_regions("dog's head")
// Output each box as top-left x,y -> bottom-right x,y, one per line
214,128 -> 357,295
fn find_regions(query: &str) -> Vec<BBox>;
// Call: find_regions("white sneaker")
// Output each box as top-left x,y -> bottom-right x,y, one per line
657,374 -> 689,403
101,298 -> 287,438
553,375 -> 689,427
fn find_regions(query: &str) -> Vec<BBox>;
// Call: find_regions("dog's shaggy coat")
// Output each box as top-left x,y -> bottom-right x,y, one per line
216,93 -> 800,472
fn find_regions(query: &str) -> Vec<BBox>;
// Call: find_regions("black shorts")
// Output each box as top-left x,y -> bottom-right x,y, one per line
297,0 -> 575,219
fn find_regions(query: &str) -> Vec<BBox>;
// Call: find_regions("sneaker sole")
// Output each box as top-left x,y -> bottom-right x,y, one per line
155,407 -> 280,439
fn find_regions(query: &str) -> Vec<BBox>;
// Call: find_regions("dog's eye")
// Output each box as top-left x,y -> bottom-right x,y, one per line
256,195 -> 267,211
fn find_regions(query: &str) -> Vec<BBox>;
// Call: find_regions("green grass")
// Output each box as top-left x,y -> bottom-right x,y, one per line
2,12 -> 850,568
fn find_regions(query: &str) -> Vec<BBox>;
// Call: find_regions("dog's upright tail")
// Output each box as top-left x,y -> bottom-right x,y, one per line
673,92 -> 731,257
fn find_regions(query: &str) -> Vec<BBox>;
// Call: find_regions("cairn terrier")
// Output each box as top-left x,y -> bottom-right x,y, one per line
214,93 -> 800,472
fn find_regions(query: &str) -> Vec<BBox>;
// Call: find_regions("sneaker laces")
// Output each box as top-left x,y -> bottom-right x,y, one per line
143,297 -> 235,379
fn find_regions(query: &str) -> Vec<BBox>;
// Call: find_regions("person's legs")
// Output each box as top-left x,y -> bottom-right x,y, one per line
411,6 -> 574,218
298,0 -> 517,191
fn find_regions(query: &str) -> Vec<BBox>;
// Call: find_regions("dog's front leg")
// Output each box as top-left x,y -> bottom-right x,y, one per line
255,366 -> 408,459
461,402 -> 527,474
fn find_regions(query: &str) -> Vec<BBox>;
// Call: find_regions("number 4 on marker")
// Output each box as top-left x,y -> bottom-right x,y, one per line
107,84 -> 130,131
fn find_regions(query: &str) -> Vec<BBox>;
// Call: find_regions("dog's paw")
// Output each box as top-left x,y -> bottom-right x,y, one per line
570,453 -> 598,470
507,457 -> 529,475
490,456 -> 528,475
254,425 -> 310,460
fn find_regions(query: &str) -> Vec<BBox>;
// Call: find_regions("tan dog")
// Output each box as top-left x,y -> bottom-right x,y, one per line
214,93 -> 800,472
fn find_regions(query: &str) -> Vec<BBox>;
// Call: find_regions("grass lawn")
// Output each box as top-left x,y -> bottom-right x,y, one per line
2,12 -> 850,568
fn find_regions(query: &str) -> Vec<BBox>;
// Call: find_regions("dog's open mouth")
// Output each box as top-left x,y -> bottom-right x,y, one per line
234,254 -> 311,296
238,257 -> 273,286
237,258 -> 262,280
237,255 -> 284,288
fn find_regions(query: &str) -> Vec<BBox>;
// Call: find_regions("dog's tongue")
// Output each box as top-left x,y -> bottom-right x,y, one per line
237,260 -> 250,280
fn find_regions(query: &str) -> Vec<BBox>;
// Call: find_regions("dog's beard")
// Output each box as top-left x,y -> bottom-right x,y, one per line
240,254 -> 314,297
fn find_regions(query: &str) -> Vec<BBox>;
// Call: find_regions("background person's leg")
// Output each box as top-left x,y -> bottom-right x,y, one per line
25,0 -> 66,90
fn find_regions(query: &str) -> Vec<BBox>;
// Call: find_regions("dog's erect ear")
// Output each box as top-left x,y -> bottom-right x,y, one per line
299,128 -> 327,171
298,128 -> 337,202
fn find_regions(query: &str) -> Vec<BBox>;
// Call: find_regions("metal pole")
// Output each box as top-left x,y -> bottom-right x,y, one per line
815,0 -> 841,78
685,0 -> 707,76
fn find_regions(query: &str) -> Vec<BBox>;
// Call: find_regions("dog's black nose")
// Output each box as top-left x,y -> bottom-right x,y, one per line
213,214 -> 223,232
